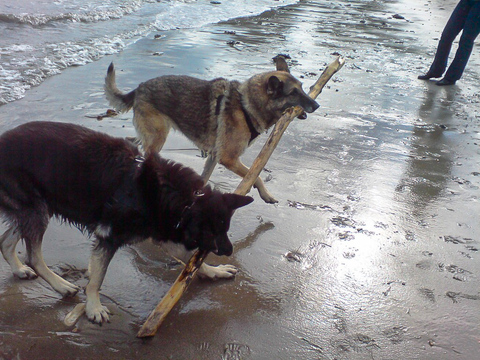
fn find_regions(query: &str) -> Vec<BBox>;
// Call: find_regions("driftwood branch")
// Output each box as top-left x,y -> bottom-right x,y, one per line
136,249 -> 209,337
235,57 -> 344,195
136,56 -> 345,338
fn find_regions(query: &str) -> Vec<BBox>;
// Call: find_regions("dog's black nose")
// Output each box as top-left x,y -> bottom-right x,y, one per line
305,100 -> 320,113
214,235 -> 233,256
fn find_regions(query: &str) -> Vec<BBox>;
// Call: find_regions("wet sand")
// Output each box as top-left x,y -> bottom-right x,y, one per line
1,0 -> 480,359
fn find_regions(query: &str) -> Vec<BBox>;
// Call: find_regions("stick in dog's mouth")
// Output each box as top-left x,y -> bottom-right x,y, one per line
63,56 -> 345,332
136,56 -> 346,338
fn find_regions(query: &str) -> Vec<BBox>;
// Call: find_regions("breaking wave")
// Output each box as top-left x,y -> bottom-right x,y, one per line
0,0 -> 298,105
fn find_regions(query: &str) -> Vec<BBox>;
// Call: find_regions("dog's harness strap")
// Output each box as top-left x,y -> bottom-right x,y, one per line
216,92 -> 260,145
175,189 -> 205,230
241,106 -> 260,145
215,95 -> 224,116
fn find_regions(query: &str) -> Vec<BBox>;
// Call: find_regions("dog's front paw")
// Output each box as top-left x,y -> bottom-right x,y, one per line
259,192 -> 278,204
13,265 -> 37,280
53,279 -> 81,298
198,264 -> 238,280
86,303 -> 111,324
61,283 -> 82,298
256,187 -> 278,204
262,195 -> 278,204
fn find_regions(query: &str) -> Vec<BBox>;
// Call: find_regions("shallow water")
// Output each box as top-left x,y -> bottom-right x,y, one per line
0,0 -> 297,105
1,0 -> 480,359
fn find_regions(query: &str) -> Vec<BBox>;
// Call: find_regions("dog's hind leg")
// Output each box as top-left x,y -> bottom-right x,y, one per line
0,225 -> 37,279
201,153 -> 218,184
133,103 -> 171,155
26,238 -> 81,297
85,244 -> 115,323
221,158 -> 278,204
22,210 -> 81,297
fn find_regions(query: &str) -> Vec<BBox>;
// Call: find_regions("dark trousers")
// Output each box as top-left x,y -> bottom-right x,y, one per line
428,0 -> 480,81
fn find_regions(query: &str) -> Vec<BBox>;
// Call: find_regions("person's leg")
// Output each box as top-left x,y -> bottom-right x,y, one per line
441,1 -> 480,82
420,0 -> 471,78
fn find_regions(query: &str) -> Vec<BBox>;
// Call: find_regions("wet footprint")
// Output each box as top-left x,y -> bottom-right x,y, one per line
222,343 -> 251,360
418,288 -> 436,303
446,291 -> 480,303
383,326 -> 407,344
438,263 -> 472,282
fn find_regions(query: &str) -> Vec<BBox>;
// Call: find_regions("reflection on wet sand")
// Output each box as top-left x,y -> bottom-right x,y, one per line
395,84 -> 456,217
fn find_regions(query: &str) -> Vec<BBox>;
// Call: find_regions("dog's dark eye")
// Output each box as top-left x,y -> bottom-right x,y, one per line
290,88 -> 299,96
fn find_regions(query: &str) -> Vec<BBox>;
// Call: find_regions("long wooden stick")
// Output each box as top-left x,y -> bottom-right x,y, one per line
136,56 -> 345,338
136,249 -> 208,337
235,56 -> 345,195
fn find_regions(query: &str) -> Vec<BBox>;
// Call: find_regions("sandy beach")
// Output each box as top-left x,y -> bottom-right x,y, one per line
1,0 -> 480,359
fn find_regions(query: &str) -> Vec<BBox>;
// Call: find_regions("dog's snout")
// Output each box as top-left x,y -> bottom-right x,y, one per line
215,244 -> 233,256
216,247 -> 233,257
214,235 -> 233,256
305,100 -> 320,113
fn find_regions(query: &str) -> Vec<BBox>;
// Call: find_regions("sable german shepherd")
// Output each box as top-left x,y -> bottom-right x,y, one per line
104,58 -> 319,203
0,122 -> 252,324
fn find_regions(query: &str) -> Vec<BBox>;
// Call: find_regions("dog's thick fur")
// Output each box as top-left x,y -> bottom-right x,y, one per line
0,121 -> 252,323
104,60 -> 319,203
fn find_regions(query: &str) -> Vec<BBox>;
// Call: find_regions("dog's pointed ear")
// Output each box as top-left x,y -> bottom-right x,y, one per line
223,194 -> 254,210
267,75 -> 284,97
273,55 -> 290,73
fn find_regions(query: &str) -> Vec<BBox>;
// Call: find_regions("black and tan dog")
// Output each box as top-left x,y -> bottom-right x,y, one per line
0,121 -> 252,323
104,59 -> 319,203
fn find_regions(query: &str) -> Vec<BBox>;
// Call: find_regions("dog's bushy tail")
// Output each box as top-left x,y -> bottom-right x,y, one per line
104,63 -> 135,113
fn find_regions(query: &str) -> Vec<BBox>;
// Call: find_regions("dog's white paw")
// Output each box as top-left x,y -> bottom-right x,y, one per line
13,265 -> 38,280
61,283 -> 82,298
198,264 -> 238,280
86,303 -> 111,324
53,279 -> 81,297
262,195 -> 278,204
257,188 -> 278,204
